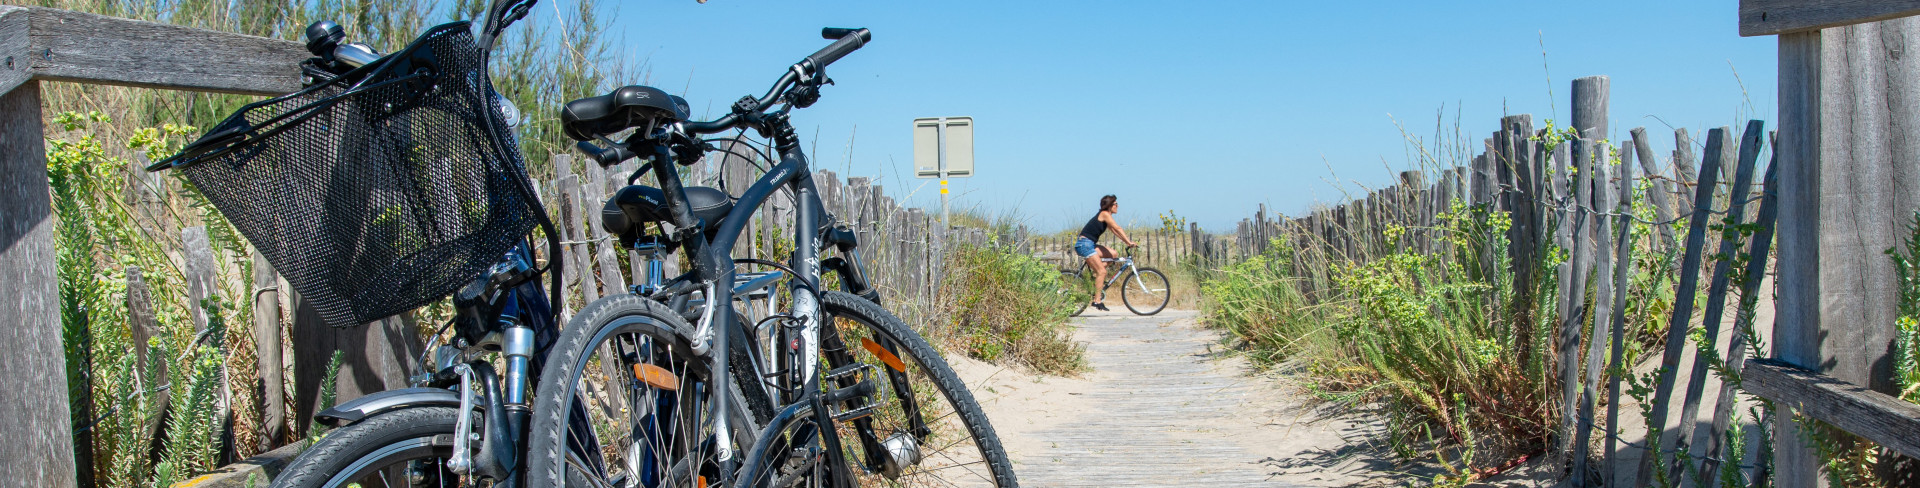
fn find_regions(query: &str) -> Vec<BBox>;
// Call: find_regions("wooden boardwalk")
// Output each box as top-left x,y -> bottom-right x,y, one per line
960,310 -> 1396,487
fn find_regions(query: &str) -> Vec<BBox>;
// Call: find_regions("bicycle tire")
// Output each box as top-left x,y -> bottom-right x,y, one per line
1058,270 -> 1090,317
805,290 -> 1018,487
1121,267 -> 1171,316
271,407 -> 463,488
526,294 -> 771,487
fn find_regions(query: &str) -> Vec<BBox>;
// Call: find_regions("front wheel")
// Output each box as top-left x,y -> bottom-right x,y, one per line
1121,267 -> 1171,316
271,407 -> 465,488
525,294 -> 768,488
745,291 -> 1018,487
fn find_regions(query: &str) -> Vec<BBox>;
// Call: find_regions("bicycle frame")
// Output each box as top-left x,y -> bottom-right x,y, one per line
635,129 -> 903,487
1085,256 -> 1145,291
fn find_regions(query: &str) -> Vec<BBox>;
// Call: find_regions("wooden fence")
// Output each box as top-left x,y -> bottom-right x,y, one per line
1211,57 -> 1920,484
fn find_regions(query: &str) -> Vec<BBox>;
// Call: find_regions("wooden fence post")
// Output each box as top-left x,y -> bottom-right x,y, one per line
1635,127 -> 1727,486
1,76 -> 77,488
251,253 -> 286,450
1631,127 -> 1680,254
1557,138 -> 1597,460
1571,145 -> 1615,486
1602,141 -> 1639,487
1770,17 -> 1920,484
1699,143 -> 1781,483
1667,123 -> 1762,484
1673,128 -> 1699,219
584,166 -> 626,298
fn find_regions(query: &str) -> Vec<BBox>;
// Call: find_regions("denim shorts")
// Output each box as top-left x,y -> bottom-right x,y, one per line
1074,237 -> 1098,258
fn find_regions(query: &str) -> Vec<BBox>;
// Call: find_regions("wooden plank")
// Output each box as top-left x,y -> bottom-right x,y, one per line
1740,0 -> 1920,36
1743,358 -> 1920,460
251,252 -> 286,451
557,175 -> 596,305
183,226 -> 217,335
1631,127 -> 1681,253
15,7 -> 304,96
1699,146 -> 1782,483
1673,128 -> 1699,219
1602,143 -> 1638,488
1557,138 -> 1596,459
0,7 -> 27,96
174,440 -> 303,488
584,165 -> 626,297
1772,30 -> 1824,488
1635,127 -> 1727,486
1668,124 -> 1760,484
1571,148 -> 1613,486
0,79 -> 73,487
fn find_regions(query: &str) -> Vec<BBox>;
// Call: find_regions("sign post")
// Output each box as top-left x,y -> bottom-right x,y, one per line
913,117 -> 973,226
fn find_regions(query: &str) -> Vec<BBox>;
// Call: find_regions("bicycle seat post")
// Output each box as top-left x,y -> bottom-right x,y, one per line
632,239 -> 666,295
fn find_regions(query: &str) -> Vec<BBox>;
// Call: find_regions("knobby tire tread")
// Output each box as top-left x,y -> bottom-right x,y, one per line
271,407 -> 458,488
818,290 -> 1019,487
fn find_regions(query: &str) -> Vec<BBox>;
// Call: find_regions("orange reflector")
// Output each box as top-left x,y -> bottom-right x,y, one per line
632,363 -> 680,391
697,476 -> 707,488
860,337 -> 908,372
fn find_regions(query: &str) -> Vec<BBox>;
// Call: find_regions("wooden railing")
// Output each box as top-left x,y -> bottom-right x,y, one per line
1,6 -> 307,487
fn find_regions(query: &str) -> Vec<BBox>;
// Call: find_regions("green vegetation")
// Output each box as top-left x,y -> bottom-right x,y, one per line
1193,125 -> 1699,483
943,242 -> 1086,375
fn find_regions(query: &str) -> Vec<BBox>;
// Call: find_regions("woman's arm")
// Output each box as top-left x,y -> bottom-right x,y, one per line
1102,213 -> 1136,246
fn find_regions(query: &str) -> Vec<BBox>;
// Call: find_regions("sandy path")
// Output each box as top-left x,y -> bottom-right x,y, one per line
950,309 -> 1413,487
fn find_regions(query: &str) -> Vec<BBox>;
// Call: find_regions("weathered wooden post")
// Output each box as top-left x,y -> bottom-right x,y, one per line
252,253 -> 286,450
0,70 -> 75,488
1745,3 -> 1920,484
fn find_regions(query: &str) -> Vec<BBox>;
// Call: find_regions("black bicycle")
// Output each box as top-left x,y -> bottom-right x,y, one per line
148,2 -> 613,486
521,28 -> 1018,488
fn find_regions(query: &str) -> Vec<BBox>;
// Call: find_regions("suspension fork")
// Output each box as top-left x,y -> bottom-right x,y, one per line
643,144 -> 743,476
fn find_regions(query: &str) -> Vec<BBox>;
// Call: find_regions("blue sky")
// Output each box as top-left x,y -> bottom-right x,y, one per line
580,1 -> 1776,232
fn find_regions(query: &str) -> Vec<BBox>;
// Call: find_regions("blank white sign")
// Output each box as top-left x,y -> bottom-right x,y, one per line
913,118 -> 941,178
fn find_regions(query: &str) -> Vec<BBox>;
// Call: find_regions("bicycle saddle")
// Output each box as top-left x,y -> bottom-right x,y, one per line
561,85 -> 691,141
601,184 -> 733,240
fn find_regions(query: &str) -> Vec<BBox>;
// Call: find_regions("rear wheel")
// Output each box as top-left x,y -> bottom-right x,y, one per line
1057,270 -> 1090,317
1121,267 -> 1171,316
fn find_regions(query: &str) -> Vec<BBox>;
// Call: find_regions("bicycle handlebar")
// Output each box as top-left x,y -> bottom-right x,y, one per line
678,27 -> 869,136
807,27 -> 870,69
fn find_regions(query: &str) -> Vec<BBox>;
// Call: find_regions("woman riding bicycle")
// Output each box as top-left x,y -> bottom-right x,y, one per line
1075,194 -> 1136,311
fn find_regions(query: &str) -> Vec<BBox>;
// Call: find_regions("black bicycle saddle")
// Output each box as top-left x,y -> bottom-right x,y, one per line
561,85 -> 691,141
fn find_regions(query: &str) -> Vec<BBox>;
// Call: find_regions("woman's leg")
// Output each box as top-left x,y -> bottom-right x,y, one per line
1093,245 -> 1120,303
1085,254 -> 1106,304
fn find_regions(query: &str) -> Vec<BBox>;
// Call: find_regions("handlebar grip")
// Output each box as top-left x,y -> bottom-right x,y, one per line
576,141 -> 635,167
806,27 -> 870,69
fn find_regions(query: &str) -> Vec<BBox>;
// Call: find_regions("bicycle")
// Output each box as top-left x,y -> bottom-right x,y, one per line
521,27 -> 1018,488
1057,247 -> 1171,316
146,2 -> 631,486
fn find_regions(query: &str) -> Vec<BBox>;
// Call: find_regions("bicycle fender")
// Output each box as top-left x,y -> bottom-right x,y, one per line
314,387 -> 462,427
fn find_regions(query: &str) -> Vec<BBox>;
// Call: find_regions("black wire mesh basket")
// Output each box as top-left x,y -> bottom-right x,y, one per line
158,21 -> 541,327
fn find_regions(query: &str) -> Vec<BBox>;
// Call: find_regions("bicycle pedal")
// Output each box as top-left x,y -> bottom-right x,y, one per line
826,362 -> 876,381
823,376 -> 875,404
832,404 -> 876,422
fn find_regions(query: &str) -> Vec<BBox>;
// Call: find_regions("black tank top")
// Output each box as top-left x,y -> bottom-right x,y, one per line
1078,214 -> 1107,242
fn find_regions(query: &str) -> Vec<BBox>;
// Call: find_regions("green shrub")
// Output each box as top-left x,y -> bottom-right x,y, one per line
943,243 -> 1086,375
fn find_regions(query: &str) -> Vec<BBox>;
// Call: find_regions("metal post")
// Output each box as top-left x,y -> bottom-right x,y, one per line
937,117 -> 949,227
